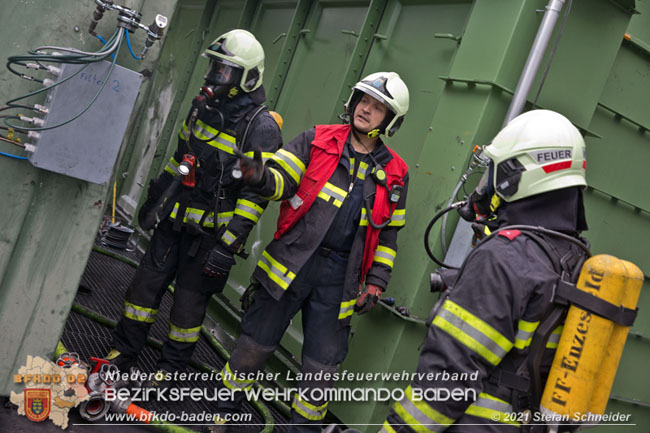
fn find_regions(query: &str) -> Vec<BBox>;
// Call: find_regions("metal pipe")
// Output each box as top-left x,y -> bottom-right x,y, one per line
504,0 -> 566,125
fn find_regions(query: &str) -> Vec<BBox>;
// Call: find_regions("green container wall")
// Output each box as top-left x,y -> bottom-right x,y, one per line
0,0 -> 179,395
1,0 -> 648,431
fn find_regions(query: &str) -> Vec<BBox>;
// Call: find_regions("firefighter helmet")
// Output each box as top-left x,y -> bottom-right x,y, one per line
203,29 -> 264,92
483,109 -> 586,202
345,72 -> 409,137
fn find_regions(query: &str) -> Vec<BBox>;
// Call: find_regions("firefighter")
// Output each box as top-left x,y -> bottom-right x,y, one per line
211,72 -> 410,432
104,29 -> 282,380
381,109 -> 589,432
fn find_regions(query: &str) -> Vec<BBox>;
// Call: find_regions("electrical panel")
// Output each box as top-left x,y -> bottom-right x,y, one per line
28,61 -> 142,184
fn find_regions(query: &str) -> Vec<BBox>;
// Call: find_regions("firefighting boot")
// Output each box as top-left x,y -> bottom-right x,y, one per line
104,348 -> 137,372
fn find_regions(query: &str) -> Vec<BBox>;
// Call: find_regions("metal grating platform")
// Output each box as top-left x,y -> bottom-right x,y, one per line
62,244 -> 290,432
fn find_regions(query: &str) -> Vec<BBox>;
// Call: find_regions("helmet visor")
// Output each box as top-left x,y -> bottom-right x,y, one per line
204,59 -> 241,86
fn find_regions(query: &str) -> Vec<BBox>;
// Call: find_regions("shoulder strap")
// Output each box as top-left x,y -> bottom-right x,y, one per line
236,104 -> 267,150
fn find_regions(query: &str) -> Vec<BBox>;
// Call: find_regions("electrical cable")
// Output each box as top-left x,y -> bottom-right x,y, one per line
124,30 -> 142,60
0,151 -> 28,160
4,28 -> 124,132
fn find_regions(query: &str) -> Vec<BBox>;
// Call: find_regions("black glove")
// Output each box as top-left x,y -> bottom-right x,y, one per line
137,173 -> 173,229
235,148 -> 264,186
239,283 -> 259,312
202,243 -> 236,278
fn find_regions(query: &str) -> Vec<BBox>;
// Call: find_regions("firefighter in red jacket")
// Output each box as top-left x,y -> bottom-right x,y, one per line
211,72 -> 410,432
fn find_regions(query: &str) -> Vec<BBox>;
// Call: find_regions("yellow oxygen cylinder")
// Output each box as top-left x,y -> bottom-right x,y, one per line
587,259 -> 643,417
540,255 -> 629,422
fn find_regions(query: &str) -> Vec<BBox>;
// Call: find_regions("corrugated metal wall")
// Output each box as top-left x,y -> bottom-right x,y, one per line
1,0 -> 648,430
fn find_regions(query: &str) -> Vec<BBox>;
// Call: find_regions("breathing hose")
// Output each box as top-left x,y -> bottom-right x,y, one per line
424,202 -> 466,269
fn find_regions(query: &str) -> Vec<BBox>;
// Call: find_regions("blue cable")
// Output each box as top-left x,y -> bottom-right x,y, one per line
95,34 -> 115,60
1,151 -> 28,160
124,30 -> 142,60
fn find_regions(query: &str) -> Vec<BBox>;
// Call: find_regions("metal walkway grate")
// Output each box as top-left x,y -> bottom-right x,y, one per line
62,246 -> 289,432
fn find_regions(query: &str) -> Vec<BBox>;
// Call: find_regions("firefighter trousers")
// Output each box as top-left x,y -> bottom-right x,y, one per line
112,220 -> 227,372
217,248 -> 351,433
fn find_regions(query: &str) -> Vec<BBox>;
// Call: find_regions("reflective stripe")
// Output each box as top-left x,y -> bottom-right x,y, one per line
433,300 -> 513,365
244,151 -> 274,162
265,167 -> 285,201
258,250 -> 296,291
193,119 -> 238,154
374,245 -> 396,268
514,319 -> 540,350
379,421 -> 398,433
217,211 -> 233,226
123,301 -> 157,324
388,208 -> 406,227
360,207 -> 368,226
168,323 -> 201,343
338,299 -> 357,320
546,325 -> 563,349
318,182 -> 348,207
393,385 -> 454,433
164,156 -> 180,175
465,392 -> 520,426
235,199 -> 264,223
221,362 -> 255,391
357,161 -> 370,180
169,204 -> 215,228
179,122 -> 189,140
291,394 -> 328,421
271,149 -> 305,184
221,229 -> 237,246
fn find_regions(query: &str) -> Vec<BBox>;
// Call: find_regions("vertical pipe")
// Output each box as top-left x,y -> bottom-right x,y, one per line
503,0 -> 565,125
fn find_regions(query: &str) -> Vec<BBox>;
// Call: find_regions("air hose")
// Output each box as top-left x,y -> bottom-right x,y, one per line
423,201 -> 466,269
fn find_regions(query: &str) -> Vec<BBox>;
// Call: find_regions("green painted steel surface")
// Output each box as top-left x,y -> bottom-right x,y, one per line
1,0 -> 649,431
0,0 -> 178,395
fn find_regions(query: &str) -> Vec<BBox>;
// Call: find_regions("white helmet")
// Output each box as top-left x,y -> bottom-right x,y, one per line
484,110 -> 586,202
203,29 -> 264,92
345,72 -> 409,137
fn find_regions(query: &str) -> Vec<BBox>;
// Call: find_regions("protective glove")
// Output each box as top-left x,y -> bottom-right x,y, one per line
239,283 -> 259,312
202,243 -> 236,278
354,284 -> 383,315
235,148 -> 264,186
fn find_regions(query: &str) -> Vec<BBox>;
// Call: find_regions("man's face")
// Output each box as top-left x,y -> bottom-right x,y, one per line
205,59 -> 239,86
353,93 -> 388,132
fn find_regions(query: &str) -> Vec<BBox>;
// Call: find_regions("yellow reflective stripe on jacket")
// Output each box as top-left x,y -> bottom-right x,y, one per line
546,325 -> 564,349
379,421 -> 398,433
258,250 -> 296,291
235,198 -> 264,223
393,385 -> 454,433
360,207 -> 369,226
271,149 -> 306,184
164,156 -> 180,175
169,204 -> 214,228
318,182 -> 348,207
338,299 -> 356,320
221,362 -> 255,391
357,161 -> 370,180
265,167 -> 285,201
168,323 -> 201,343
433,299 -> 513,365
373,245 -> 396,268
243,151 -> 274,162
179,122 -> 190,140
291,394 -> 328,421
388,208 -> 406,227
514,319 -> 540,350
193,119 -> 237,154
465,392 -> 520,426
221,229 -> 237,246
123,301 -> 157,324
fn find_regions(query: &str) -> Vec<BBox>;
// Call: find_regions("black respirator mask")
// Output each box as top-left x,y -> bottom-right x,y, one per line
203,58 -> 243,101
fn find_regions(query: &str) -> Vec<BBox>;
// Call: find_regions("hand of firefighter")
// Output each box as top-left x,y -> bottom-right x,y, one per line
354,284 -> 383,315
235,148 -> 264,186
202,243 -> 236,278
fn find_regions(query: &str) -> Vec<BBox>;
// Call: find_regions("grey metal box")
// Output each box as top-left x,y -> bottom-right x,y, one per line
28,61 -> 142,184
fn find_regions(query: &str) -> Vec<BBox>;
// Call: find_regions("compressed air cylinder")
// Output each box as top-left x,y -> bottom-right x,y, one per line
540,255 -> 628,421
588,259 -> 643,416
